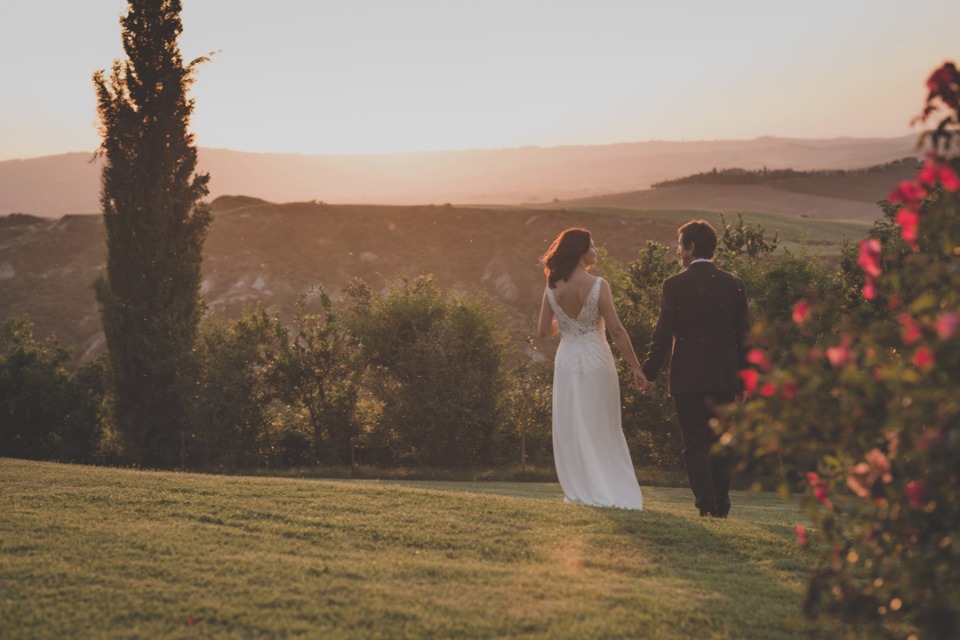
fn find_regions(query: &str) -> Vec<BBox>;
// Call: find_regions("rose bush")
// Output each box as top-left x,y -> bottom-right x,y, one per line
724,62 -> 960,639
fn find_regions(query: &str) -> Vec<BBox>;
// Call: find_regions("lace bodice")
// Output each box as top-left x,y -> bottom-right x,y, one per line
546,277 -> 605,340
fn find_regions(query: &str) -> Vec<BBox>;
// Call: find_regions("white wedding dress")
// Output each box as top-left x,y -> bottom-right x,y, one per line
546,278 -> 644,510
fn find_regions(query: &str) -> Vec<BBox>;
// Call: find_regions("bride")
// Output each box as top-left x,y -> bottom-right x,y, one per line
538,228 -> 646,509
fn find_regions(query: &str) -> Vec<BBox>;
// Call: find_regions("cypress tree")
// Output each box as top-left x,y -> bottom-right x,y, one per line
93,0 -> 211,467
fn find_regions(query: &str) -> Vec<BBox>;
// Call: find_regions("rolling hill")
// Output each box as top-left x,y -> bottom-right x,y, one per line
554,157 -> 917,221
0,135 -> 916,217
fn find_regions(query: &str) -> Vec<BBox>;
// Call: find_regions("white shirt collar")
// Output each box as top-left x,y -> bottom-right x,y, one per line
690,258 -> 712,265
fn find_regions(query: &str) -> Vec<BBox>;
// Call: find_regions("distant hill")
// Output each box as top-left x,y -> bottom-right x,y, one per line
0,135 -> 917,216
554,157 -> 917,221
0,200 -> 871,368
650,157 -> 918,192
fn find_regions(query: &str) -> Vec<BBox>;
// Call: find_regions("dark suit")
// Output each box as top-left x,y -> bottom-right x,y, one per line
642,260 -> 749,516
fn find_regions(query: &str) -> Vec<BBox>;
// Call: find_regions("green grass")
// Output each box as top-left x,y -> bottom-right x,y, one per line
552,206 -> 871,256
237,463 -> 690,488
1,458 -> 816,639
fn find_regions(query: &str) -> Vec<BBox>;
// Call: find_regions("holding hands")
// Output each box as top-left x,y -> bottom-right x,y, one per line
632,368 -> 654,393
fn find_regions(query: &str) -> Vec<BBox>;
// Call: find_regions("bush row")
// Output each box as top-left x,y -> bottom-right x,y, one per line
3,214 -> 851,473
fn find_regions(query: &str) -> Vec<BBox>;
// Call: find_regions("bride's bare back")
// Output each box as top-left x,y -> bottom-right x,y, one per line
551,273 -> 600,320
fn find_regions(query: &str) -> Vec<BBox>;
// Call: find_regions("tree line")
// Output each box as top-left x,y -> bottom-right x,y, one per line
650,157 -> 919,189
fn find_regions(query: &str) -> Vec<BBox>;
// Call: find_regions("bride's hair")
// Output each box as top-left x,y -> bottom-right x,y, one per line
541,228 -> 592,288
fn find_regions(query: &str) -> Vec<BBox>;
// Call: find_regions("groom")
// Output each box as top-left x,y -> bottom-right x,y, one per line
641,220 -> 749,518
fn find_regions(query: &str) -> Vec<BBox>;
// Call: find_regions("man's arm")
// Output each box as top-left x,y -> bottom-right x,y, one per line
734,277 -> 750,374
641,280 -> 675,382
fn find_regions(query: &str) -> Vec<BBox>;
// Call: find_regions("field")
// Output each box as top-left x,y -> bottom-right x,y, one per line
0,458 -> 818,639
551,205 -> 870,254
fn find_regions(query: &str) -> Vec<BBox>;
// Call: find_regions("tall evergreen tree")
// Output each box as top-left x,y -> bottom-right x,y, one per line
93,0 -> 211,467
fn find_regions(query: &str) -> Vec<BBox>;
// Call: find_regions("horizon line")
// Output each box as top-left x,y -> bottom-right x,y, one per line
0,131 -> 921,163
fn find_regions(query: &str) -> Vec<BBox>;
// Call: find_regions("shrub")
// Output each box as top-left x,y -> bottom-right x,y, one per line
0,317 -> 105,462
498,356 -> 553,468
724,62 -> 960,639
343,276 -> 508,467
716,212 -> 780,261
270,290 -> 364,465
189,309 -> 279,470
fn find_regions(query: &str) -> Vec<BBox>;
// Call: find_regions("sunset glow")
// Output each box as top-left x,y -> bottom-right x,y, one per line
1,0 -> 958,161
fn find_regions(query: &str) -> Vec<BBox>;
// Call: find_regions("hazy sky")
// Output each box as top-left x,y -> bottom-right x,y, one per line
2,0 -> 957,160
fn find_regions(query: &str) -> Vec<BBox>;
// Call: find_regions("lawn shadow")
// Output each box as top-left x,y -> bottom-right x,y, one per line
591,496 -> 815,638
382,479 -> 814,637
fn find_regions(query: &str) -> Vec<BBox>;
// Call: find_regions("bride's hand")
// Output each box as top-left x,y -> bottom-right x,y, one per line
632,369 -> 648,391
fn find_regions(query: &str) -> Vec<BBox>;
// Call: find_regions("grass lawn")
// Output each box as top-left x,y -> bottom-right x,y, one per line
1,458 -> 817,639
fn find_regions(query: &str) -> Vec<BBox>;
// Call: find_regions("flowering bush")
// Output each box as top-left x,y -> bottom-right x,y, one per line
723,62 -> 960,639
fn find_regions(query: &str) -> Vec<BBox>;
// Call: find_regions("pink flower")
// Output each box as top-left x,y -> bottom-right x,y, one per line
939,164 -> 960,191
926,62 -> 960,108
895,208 -> 920,251
913,347 -> 934,369
936,311 -> 959,339
847,449 -> 892,501
795,524 -> 809,546
847,473 -> 870,499
813,486 -> 830,507
826,344 -> 852,367
858,239 -> 882,278
888,180 -> 928,206
916,63 -> 960,123
917,161 -> 939,187
865,448 -> 892,479
916,154 -> 960,191
863,279 -> 877,300
927,63 -> 957,92
887,179 -> 927,251
792,299 -> 809,325
807,472 -> 832,507
739,369 -> 758,396
906,479 -> 929,509
760,383 -> 777,397
746,348 -> 771,371
898,313 -> 923,344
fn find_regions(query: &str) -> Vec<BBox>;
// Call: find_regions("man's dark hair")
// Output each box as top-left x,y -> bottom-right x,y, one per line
678,220 -> 718,259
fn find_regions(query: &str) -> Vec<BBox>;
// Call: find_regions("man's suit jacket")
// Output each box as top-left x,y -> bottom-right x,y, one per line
641,261 -> 749,395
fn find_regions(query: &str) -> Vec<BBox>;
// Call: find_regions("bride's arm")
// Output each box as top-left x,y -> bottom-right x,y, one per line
538,288 -> 559,338
598,280 -> 647,387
